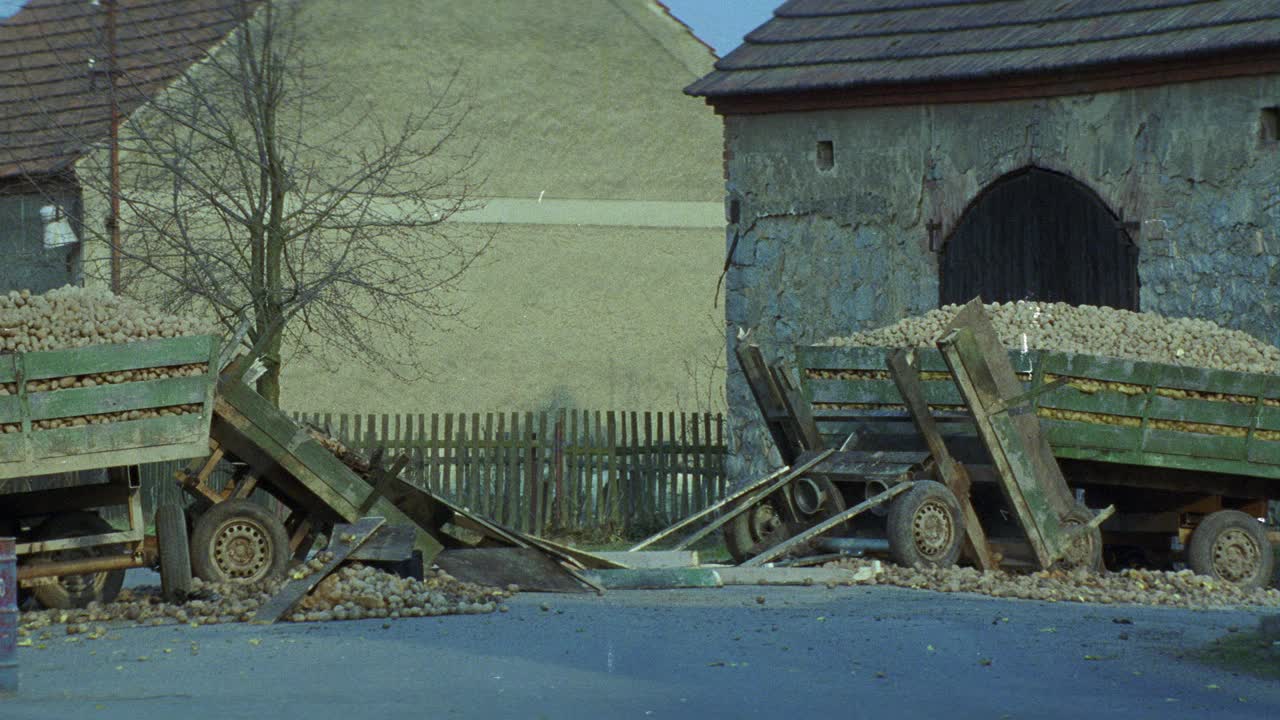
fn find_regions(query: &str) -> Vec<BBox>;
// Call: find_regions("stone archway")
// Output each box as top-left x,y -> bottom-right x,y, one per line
939,167 -> 1139,309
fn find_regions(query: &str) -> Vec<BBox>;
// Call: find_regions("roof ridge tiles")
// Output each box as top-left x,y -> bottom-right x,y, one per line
691,0 -> 1280,98
745,0 -> 1221,45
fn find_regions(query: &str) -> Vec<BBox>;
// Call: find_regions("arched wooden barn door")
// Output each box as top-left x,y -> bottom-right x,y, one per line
939,168 -> 1139,309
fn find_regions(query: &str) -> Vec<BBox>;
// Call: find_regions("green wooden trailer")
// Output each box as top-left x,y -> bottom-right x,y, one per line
0,335 -> 219,607
793,343 -> 1280,587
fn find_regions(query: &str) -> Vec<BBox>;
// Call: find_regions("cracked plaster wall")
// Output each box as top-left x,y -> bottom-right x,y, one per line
723,75 -> 1280,485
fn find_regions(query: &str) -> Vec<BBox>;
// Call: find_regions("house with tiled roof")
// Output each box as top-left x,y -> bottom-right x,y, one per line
0,0 -> 246,291
1,0 -> 727,414
687,0 -> 1280,482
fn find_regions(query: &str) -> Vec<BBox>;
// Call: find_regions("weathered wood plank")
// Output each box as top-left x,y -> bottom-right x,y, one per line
1144,395 -> 1257,427
0,395 -> 22,424
27,375 -> 208,420
22,336 -> 215,379
29,413 -> 207,459
808,378 -> 966,406
251,516 -> 385,624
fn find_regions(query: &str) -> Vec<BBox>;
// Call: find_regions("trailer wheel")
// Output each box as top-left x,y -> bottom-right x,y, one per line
1055,505 -> 1103,573
887,481 -> 964,568
190,499 -> 289,584
27,512 -> 126,609
156,504 -> 193,601
724,477 -> 846,563
1188,510 -> 1274,590
724,492 -> 793,564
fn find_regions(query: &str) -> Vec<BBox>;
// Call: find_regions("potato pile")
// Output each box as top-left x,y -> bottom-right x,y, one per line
825,558 -> 1280,610
17,564 -> 509,637
823,301 -> 1280,376
0,286 -> 213,434
815,301 -> 1280,440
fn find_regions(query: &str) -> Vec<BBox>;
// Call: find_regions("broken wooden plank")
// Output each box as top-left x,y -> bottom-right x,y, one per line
595,550 -> 698,569
250,516 -> 385,624
741,481 -> 914,567
628,465 -> 792,551
717,563 -> 881,586
347,523 -> 416,563
671,449 -> 836,551
580,568 -> 722,590
522,536 -> 629,569
434,548 -> 593,593
888,348 -> 996,572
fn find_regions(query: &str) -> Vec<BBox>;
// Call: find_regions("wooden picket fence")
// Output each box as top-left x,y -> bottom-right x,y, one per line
292,410 -> 728,536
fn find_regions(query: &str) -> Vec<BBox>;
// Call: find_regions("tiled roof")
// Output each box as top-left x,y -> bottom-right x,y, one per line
0,0 -> 246,178
687,0 -> 1280,98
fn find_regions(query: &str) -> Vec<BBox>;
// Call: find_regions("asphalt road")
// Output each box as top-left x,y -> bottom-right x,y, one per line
4,582 -> 1278,720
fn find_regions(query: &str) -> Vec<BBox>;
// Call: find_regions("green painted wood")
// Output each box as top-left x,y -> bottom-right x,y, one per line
1148,364 -> 1272,397
1247,440 -> 1280,467
808,378 -> 966,405
0,355 -> 15,383
1,438 -> 210,481
1140,428 -> 1247,461
1041,353 -> 1155,385
1056,444 -> 1280,482
1038,387 -> 1149,417
1143,395 -> 1257,427
27,376 -> 208,421
1257,406 -> 1280,432
1041,421 -> 1141,451
0,395 -> 20,424
799,341 -> 1280,482
30,414 -> 207,459
213,381 -> 442,556
21,336 -> 215,380
0,434 -> 25,463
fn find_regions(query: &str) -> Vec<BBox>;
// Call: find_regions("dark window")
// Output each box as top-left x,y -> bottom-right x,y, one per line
1262,107 -> 1279,145
816,140 -> 834,171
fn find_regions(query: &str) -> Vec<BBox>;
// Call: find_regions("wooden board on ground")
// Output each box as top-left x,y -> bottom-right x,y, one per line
717,564 -> 881,586
522,536 -> 629,569
347,523 -> 415,563
251,516 -> 385,624
434,548 -> 593,593
594,550 -> 698,569
580,568 -> 723,590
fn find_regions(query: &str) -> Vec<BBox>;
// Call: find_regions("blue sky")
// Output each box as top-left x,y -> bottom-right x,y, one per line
662,0 -> 778,56
0,0 -> 24,21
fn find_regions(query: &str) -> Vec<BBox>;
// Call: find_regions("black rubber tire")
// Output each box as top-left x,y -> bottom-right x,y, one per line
190,499 -> 290,584
1187,509 -> 1275,590
155,504 -> 193,601
28,512 -> 126,609
1054,505 -> 1104,573
886,481 -> 965,568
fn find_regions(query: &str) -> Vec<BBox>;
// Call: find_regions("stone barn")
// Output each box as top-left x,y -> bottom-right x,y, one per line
686,0 -> 1280,482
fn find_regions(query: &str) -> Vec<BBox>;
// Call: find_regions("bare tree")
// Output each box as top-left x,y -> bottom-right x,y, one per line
67,0 -> 490,404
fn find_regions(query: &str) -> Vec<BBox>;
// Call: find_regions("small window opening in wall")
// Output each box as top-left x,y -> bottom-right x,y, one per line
727,198 -> 740,224
1262,107 -> 1280,145
816,140 -> 834,171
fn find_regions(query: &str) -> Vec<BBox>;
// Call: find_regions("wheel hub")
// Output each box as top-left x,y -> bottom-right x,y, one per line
213,520 -> 271,580
749,503 -> 783,541
912,501 -> 954,557
1211,528 -> 1261,583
